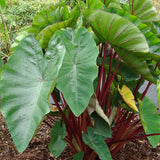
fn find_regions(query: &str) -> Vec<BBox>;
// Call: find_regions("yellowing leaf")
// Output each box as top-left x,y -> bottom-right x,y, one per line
118,85 -> 139,112
50,105 -> 59,112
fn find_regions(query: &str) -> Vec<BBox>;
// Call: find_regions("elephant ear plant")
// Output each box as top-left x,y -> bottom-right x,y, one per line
0,0 -> 160,159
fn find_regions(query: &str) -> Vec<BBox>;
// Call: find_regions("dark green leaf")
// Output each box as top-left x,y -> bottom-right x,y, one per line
83,9 -> 149,53
115,48 -> 156,83
97,57 -> 139,81
139,97 -> 160,148
129,0 -> 159,22
0,34 -> 66,152
73,152 -> 84,160
92,112 -> 112,138
57,28 -> 99,116
83,127 -> 112,160
49,121 -> 67,158
105,8 -> 160,61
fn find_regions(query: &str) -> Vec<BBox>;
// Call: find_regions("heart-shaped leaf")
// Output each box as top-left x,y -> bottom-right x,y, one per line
129,0 -> 159,22
83,127 -> 112,160
0,34 -> 66,152
83,9 -> 149,53
139,97 -> 160,148
56,28 -> 98,116
49,121 -> 67,158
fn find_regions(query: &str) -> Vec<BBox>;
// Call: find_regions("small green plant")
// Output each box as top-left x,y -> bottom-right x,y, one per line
0,0 -> 160,159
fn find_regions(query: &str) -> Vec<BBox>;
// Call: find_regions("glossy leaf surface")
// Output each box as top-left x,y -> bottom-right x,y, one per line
83,127 -> 112,160
0,34 -> 66,152
49,121 -> 66,158
57,28 -> 98,116
129,0 -> 159,22
83,9 -> 149,53
139,97 -> 160,148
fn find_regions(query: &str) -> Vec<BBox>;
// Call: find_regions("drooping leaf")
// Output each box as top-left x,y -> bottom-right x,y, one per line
56,28 -> 99,116
105,8 -> 160,61
139,97 -> 160,148
97,57 -> 139,81
83,9 -> 149,53
92,112 -> 112,138
83,127 -> 112,160
0,34 -> 66,152
0,0 -> 5,8
73,152 -> 84,160
118,85 -> 138,112
49,121 -> 67,158
157,80 -> 160,110
88,94 -> 110,125
129,0 -> 159,22
115,48 -> 157,84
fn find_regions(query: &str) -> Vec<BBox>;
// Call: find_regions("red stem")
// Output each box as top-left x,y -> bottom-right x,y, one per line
141,82 -> 152,100
133,76 -> 143,96
96,43 -> 108,97
100,59 -> 120,106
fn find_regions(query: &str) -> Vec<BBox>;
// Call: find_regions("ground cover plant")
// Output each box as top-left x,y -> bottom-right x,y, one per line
0,0 -> 160,159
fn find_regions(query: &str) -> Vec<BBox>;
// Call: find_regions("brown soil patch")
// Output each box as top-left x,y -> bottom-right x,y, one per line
0,113 -> 160,160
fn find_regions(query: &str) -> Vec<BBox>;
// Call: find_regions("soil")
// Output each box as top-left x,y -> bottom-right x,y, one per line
0,113 -> 160,160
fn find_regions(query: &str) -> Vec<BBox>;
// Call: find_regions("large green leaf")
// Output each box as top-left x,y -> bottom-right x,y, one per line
49,121 -> 67,158
115,48 -> 156,83
36,18 -> 73,48
129,0 -> 159,22
105,8 -> 160,61
139,97 -> 160,148
56,28 -> 98,116
0,34 -> 66,152
29,7 -> 62,36
83,9 -> 149,53
83,127 -> 112,160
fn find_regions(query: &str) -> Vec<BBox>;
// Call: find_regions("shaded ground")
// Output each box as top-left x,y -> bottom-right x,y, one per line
0,113 -> 160,160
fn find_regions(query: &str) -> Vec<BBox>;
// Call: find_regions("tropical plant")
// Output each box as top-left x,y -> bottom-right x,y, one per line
0,0 -> 160,159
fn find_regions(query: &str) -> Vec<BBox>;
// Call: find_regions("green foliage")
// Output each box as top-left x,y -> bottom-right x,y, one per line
0,34 -> 66,152
139,97 -> 160,148
49,121 -> 67,158
0,0 -> 160,159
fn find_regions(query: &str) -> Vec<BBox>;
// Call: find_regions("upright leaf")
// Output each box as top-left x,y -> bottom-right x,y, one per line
83,127 -> 112,160
49,121 -> 67,158
83,9 -> 149,52
129,0 -> 159,22
139,97 -> 160,148
0,34 -> 66,152
57,28 -> 99,116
